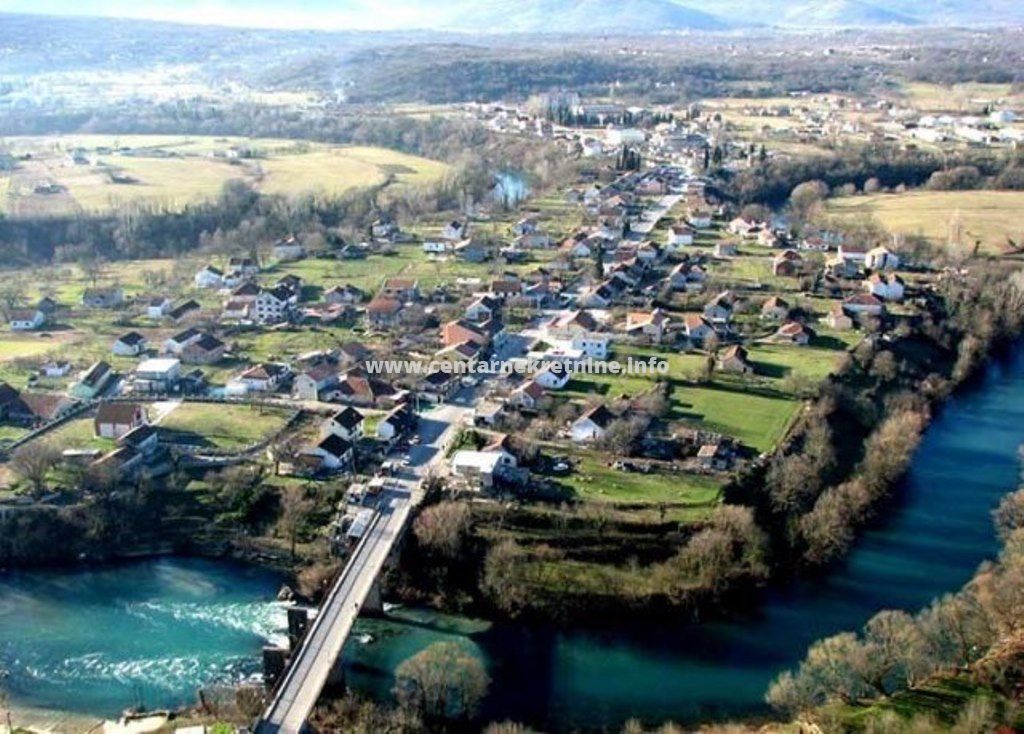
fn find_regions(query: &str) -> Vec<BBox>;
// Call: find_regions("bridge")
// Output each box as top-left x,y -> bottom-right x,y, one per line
255,488 -> 412,734
255,403 -> 469,734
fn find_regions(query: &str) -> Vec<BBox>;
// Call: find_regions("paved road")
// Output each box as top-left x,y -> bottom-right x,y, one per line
628,194 -> 683,239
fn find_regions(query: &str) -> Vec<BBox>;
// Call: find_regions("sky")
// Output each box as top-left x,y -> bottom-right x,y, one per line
0,0 -> 446,30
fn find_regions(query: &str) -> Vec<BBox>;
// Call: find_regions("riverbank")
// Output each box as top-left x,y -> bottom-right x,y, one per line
343,343 -> 1024,731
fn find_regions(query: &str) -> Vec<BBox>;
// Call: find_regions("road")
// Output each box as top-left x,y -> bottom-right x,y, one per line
628,193 -> 683,239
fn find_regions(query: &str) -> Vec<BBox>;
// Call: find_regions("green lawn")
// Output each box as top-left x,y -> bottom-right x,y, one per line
157,403 -> 293,450
45,417 -> 115,451
559,450 -> 722,512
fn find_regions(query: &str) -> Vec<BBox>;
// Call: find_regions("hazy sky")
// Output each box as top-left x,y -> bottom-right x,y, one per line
0,0 -> 445,30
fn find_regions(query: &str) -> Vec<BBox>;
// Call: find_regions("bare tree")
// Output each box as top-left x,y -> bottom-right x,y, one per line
278,485 -> 314,560
9,440 -> 61,495
394,641 -> 489,721
413,501 -> 472,558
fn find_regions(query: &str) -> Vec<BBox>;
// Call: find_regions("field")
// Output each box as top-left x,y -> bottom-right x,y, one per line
826,191 -> 1024,254
156,402 -> 293,450
0,135 -> 448,218
899,82 -> 1024,113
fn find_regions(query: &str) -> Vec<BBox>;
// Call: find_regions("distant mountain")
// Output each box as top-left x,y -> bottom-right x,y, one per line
2,0 -> 1024,36
440,0 -> 729,33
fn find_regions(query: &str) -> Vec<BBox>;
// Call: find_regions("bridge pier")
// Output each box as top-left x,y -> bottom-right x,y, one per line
287,606 -> 311,648
262,646 -> 289,687
363,578 -> 384,615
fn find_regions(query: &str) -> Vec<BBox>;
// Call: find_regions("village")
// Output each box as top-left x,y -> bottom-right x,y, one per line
0,137 -> 928,553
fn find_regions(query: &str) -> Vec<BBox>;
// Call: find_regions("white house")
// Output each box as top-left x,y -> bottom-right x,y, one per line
112,331 -> 147,357
571,405 -> 616,443
146,297 -> 173,319
682,314 -> 715,345
450,449 -> 517,489
422,241 -> 450,254
667,224 -> 695,248
864,273 -> 905,302
843,293 -> 885,316
441,220 -> 468,241
163,328 -> 202,355
535,366 -> 571,390
253,287 -> 291,324
8,308 -> 45,331
272,236 -> 305,262
303,434 -> 353,471
194,265 -> 224,288
325,406 -> 365,442
865,246 -> 900,271
226,362 -> 289,394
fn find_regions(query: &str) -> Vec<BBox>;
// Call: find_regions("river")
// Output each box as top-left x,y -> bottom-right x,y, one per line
2,348 -> 1023,729
342,345 -> 1024,730
0,557 -> 286,717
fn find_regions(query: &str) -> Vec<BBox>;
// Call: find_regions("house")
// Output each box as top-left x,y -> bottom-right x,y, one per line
772,250 -> 804,277
334,372 -> 402,408
490,278 -> 523,300
228,257 -> 260,276
512,217 -> 539,236
376,403 -> 416,446
253,287 -> 292,324
227,363 -> 289,394
181,333 -> 226,365
324,284 -> 366,305
325,406 -> 364,442
131,358 -> 182,394
92,446 -> 144,480
380,278 -> 419,300
441,220 -> 468,241
864,273 -> 905,302
571,404 -> 616,443
293,361 -> 339,401
221,299 -> 252,322
366,297 -> 403,328
826,302 -> 854,330
718,345 -> 753,374
473,400 -> 506,426
372,217 -> 400,241
194,265 -> 224,288
442,319 -> 492,349
843,293 -> 885,316
69,361 -> 115,399
703,292 -> 734,324
163,328 -> 202,356
511,379 -> 546,409
168,300 -> 201,323
36,297 -> 60,317
450,449 -> 517,489
728,217 -> 763,238
40,360 -> 72,378
422,241 -> 450,254
697,443 -> 733,471
82,287 -> 124,309
272,235 -> 305,262
771,321 -> 813,345
8,308 -> 45,331
146,297 -> 173,318
561,233 -> 594,259
626,308 -> 670,342
866,246 -> 900,271
825,255 -> 861,279
837,243 -> 869,263
799,236 -> 831,252
454,240 -> 491,263
758,228 -> 783,248
15,392 -> 77,425
465,295 -> 501,322
112,331 -> 147,357
118,423 -> 160,455
419,370 -> 459,403
667,224 -> 695,248
761,296 -> 789,321
688,209 -> 713,229
535,365 -> 571,390
682,314 -> 715,345
303,434 -> 354,472
94,402 -> 147,439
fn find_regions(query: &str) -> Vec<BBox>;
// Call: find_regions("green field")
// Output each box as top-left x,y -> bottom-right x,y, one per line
0,135 -> 448,217
157,402 -> 293,450
826,191 -> 1024,254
